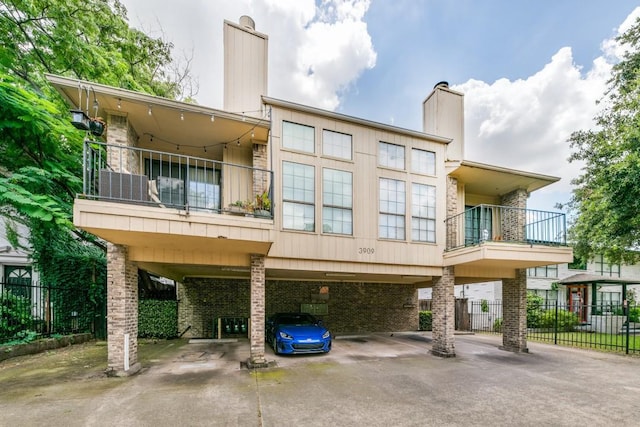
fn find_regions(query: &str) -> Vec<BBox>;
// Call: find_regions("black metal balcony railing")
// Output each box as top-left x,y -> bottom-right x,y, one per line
82,141 -> 273,217
445,204 -> 567,251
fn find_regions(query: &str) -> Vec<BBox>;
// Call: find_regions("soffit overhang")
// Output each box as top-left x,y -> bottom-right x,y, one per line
449,160 -> 560,198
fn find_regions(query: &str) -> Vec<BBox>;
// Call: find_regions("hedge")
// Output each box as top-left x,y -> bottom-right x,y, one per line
138,300 -> 178,339
419,310 -> 432,331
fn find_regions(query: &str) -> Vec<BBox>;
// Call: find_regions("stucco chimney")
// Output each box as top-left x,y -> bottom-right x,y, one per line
422,81 -> 464,162
223,16 -> 268,117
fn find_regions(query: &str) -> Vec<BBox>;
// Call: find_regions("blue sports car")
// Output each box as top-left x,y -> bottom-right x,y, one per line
266,312 -> 332,355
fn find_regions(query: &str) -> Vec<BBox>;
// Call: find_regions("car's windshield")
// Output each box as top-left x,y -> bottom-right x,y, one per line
277,314 -> 316,326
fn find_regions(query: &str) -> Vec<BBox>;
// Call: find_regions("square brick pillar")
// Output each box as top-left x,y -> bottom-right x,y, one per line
106,243 -> 141,376
249,254 -> 268,367
501,268 -> 528,353
431,266 -> 456,357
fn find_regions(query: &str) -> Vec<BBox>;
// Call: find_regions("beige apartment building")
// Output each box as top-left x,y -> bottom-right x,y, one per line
48,16 -> 572,375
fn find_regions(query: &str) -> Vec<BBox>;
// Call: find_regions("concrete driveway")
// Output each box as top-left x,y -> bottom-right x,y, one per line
1,333 -> 639,426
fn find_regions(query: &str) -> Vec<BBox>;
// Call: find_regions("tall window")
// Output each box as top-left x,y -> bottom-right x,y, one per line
379,142 -> 405,169
379,178 -> 405,239
595,254 -> 621,277
411,183 -> 436,242
323,130 -> 352,160
323,169 -> 353,234
412,148 -> 436,175
283,121 -> 315,153
282,162 -> 315,231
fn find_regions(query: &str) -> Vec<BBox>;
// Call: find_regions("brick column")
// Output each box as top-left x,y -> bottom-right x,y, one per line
431,266 -> 456,357
249,254 -> 268,367
500,188 -> 528,242
106,243 -> 141,376
501,268 -> 528,353
106,113 -> 140,173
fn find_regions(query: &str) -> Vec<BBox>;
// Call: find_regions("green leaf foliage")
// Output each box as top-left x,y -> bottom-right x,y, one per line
567,16 -> 640,264
0,291 -> 34,340
418,310 -> 432,331
0,1 -> 185,308
138,300 -> 178,339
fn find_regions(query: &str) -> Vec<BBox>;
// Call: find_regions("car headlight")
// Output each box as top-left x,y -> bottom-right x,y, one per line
322,331 -> 331,339
279,331 -> 293,340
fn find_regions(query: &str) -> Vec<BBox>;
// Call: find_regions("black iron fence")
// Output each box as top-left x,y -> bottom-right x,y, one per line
469,300 -> 640,355
0,281 -> 106,344
445,204 -> 567,250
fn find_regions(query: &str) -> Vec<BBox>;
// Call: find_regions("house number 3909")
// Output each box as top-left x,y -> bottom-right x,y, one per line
358,247 -> 375,254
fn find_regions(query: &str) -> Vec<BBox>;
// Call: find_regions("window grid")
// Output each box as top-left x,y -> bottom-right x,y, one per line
323,169 -> 353,235
411,183 -> 436,242
379,178 -> 405,240
323,130 -> 352,160
282,161 -> 315,231
379,142 -> 405,169
595,254 -> 621,277
283,121 -> 315,153
412,148 -> 436,175
527,265 -> 559,278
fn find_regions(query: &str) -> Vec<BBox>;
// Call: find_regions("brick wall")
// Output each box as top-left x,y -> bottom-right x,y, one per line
177,278 -> 251,338
500,188 -> 528,242
252,143 -> 269,197
106,113 -> 141,173
445,176 -> 458,248
501,268 -> 528,352
250,254 -> 266,363
106,243 -> 139,372
431,266 -> 455,357
178,279 -> 419,337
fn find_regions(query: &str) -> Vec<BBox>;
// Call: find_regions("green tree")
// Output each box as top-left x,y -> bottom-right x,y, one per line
567,17 -> 640,265
0,1 -> 187,309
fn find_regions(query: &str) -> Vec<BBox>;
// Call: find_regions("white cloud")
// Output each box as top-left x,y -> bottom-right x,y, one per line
122,0 -> 376,111
261,0 -> 377,109
453,7 -> 640,209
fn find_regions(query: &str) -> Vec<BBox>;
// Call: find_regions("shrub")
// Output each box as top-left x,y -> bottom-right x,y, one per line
493,318 -> 502,332
0,291 -> 34,340
480,299 -> 489,313
526,292 -> 545,328
419,311 -> 432,331
138,300 -> 178,339
539,309 -> 579,331
628,307 -> 640,323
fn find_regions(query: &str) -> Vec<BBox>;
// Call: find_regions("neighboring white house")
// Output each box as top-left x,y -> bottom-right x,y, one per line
420,255 -> 640,306
0,219 -> 41,313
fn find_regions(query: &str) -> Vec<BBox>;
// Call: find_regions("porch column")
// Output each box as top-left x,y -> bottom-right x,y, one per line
432,266 -> 456,357
501,268 -> 528,353
249,254 -> 268,367
106,243 -> 141,376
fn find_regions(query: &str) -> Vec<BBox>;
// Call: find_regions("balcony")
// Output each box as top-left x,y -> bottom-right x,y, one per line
82,141 -> 273,217
74,141 -> 275,279
444,204 -> 573,277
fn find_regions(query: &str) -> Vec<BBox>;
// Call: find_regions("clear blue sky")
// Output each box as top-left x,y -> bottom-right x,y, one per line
122,0 -> 639,212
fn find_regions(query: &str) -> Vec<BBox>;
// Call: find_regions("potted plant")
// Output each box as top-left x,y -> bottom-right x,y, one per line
254,191 -> 271,217
228,200 -> 247,214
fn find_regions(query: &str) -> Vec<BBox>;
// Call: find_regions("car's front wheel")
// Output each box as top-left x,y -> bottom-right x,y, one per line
272,337 -> 279,355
